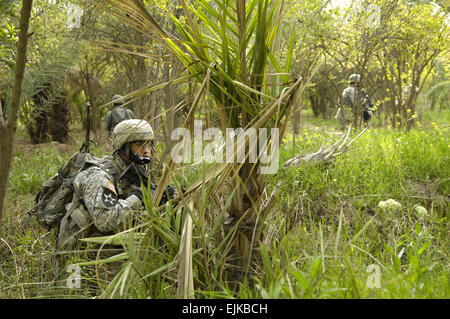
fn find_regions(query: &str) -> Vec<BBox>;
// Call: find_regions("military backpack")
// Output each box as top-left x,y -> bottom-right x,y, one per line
24,151 -> 103,230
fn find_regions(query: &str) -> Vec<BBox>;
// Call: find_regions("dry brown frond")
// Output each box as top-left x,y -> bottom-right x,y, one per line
177,201 -> 195,299
283,126 -> 369,167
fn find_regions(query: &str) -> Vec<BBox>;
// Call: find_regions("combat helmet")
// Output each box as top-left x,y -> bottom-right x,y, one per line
111,94 -> 124,107
348,74 -> 361,84
112,119 -> 154,153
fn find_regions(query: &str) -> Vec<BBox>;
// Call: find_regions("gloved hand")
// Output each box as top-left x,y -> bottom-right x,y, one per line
130,183 -> 176,206
129,187 -> 144,203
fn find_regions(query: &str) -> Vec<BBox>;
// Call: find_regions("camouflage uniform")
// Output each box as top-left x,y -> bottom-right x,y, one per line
57,119 -> 158,252
337,74 -> 369,129
56,154 -> 144,250
339,85 -> 356,129
105,96 -> 136,137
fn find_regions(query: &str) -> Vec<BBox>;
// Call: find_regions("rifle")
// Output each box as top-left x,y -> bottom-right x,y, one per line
361,89 -> 375,109
79,101 -> 98,153
361,90 -> 376,122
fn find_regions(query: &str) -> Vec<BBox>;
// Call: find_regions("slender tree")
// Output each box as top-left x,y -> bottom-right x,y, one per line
0,0 -> 34,233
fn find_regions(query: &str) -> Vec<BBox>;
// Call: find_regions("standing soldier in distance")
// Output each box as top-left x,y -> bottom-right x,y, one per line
337,74 -> 374,129
104,94 -> 136,137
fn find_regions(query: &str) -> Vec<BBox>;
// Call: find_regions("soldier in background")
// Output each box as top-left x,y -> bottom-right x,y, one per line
104,94 -> 136,137
336,74 -> 375,129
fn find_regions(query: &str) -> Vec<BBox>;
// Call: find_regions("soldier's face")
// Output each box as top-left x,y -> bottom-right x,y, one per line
130,140 -> 152,158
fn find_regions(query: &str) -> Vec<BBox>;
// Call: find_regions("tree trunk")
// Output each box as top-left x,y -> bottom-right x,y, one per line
135,32 -> 148,117
86,73 -> 102,133
0,0 -> 33,234
29,82 -> 51,143
293,106 -> 301,135
227,163 -> 263,282
50,92 -> 70,143
406,79 -> 419,131
309,93 -> 320,117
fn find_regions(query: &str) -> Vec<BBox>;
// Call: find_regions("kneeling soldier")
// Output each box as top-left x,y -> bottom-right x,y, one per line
57,119 -> 160,250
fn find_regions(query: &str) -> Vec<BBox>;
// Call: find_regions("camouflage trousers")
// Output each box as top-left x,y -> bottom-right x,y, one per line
336,105 -> 354,130
56,210 -> 125,293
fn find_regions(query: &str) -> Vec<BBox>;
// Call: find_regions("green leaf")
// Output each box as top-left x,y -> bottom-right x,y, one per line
418,241 -> 431,256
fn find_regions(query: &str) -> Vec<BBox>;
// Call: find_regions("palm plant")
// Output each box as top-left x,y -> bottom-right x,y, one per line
88,0 -> 302,297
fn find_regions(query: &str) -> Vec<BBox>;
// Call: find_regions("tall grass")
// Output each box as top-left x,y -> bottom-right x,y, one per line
259,122 -> 449,298
1,113 -> 448,298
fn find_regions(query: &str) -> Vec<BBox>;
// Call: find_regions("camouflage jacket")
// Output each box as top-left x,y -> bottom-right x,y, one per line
56,154 -> 144,250
342,85 -> 369,109
104,106 -> 136,136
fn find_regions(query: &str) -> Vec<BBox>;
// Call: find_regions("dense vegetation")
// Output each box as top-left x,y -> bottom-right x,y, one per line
0,0 -> 448,299
1,109 -> 448,298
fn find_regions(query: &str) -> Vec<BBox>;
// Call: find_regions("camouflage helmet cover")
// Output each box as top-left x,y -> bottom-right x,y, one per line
348,74 -> 361,83
111,119 -> 154,151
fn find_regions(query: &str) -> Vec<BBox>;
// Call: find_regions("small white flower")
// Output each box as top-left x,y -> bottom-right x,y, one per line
378,199 -> 402,212
378,201 -> 387,210
414,205 -> 427,218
